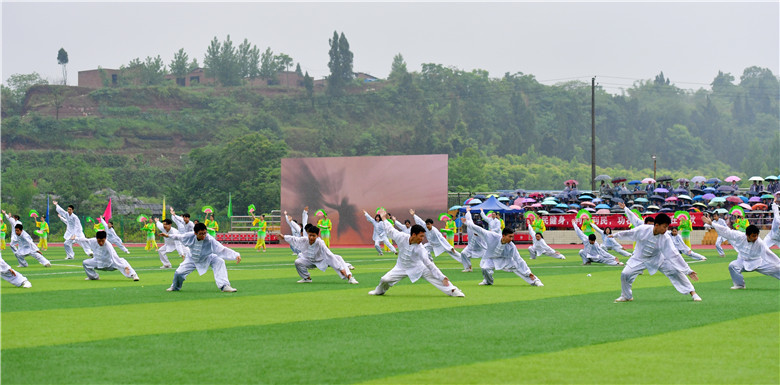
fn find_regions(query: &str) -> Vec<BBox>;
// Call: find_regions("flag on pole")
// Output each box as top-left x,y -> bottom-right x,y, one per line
47,195 -> 50,226
227,193 -> 233,218
162,196 -> 166,220
103,198 -> 112,221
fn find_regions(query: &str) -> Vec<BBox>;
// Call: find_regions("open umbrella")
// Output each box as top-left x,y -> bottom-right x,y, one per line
549,208 -> 565,214
542,200 -> 557,206
497,197 -> 510,202
594,174 -> 612,182
595,204 -> 611,209
569,203 -> 581,208
473,194 -> 486,199
692,195 -> 704,201
531,203 -> 543,208
601,194 -> 614,200
676,178 -> 690,183
738,203 -> 752,211
691,176 -> 707,183
703,187 -> 717,193
711,197 -> 726,203
641,177 -> 656,184
635,197 -> 649,203
725,176 -> 741,183
567,209 -> 578,214
665,196 -> 678,202
611,197 -> 625,204
627,180 -> 642,185
565,179 -> 579,185
715,208 -> 728,215
521,198 -> 536,203
581,201 -> 596,207
596,209 -> 611,215
748,196 -> 762,203
718,186 -> 736,192
468,198 -> 483,205
765,176 -> 779,181
672,188 -> 688,194
748,176 -> 764,182
611,177 -> 627,183
702,193 -> 716,200
707,178 -> 722,184
752,203 -> 768,210
537,210 -> 549,215
693,202 -> 707,209
592,198 -> 603,203
657,175 -> 673,182
583,207 -> 596,213
449,205 -> 462,211
556,203 -> 569,209
529,192 -> 546,198
690,188 -> 704,195
629,190 -> 647,195
677,194 -> 692,201
650,194 -> 665,200
654,188 -> 669,193
726,196 -> 742,204
738,196 -> 749,203
761,194 -> 774,199
509,205 -> 522,210
647,205 -> 660,211
579,195 -> 594,201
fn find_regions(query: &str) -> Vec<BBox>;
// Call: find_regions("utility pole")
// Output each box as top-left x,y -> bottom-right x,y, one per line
591,77 -> 596,192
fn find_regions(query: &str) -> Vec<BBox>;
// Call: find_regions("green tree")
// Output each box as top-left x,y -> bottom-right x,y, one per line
275,53 -> 293,87
303,71 -> 314,106
57,48 -> 69,85
170,48 -> 191,85
1,73 -> 48,116
237,38 -> 261,79
259,47 -> 279,84
204,35 -> 242,86
388,53 -> 408,82
326,31 -> 353,96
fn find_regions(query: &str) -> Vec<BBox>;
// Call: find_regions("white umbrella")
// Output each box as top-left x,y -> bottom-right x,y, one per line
749,176 -> 764,182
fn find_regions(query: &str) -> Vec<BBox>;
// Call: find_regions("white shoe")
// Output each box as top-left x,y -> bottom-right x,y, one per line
166,286 -> 177,292
221,285 -> 237,292
348,276 -> 359,284
718,253 -> 725,258
560,256 -> 566,260
297,278 -> 312,283
16,265 -> 23,268
348,264 -> 355,270
692,294 -> 702,302
85,277 -> 99,280
21,280 -> 32,288
614,296 -> 633,302
44,263 -> 51,267
160,265 -> 171,269
701,257 -> 707,261
730,285 -> 746,290
132,275 -> 140,281
452,289 -> 465,297
65,256 -> 74,260
368,290 -> 383,295
478,280 -> 490,286
461,267 -> 472,272
532,279 -> 544,287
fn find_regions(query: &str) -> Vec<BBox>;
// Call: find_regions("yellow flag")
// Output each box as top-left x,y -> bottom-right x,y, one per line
162,196 -> 166,220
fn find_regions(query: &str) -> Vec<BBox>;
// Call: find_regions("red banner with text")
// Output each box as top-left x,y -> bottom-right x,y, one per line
542,212 -> 704,230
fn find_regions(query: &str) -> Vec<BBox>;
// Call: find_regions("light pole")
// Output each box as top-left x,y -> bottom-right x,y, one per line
652,155 -> 657,180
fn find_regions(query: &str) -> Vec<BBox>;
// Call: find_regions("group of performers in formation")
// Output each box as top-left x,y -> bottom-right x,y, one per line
2,197 -> 779,303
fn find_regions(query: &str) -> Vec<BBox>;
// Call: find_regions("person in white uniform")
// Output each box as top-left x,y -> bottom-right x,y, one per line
464,207 -> 543,287
1,254 -> 31,288
281,225 -> 358,284
98,216 -> 130,254
10,224 -> 51,268
161,222 -> 241,292
368,210 -> 464,297
669,227 -> 707,261
527,219 -> 565,260
2,211 -> 22,252
763,200 -> 780,249
702,214 -> 780,289
593,224 -> 632,258
53,201 -> 92,259
365,211 -> 397,255
611,213 -> 702,302
573,221 -> 622,266
458,211 -> 485,273
407,210 -> 470,270
395,218 -> 412,234
155,218 -> 187,268
480,209 -> 502,233
706,212 -> 728,258
78,231 -> 139,281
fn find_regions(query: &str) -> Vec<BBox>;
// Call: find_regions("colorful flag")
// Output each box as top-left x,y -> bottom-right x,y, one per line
227,193 -> 233,218
103,198 -> 112,221
162,196 -> 166,220
46,195 -> 50,226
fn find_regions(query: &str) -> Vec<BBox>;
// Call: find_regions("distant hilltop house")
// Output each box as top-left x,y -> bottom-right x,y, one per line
77,67 -> 357,89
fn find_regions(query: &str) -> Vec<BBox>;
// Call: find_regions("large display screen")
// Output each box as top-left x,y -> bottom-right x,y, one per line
281,154 -> 448,245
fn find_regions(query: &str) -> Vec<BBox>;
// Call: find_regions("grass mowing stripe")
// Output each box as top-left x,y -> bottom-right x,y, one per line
2,281 -> 776,384
362,312 -> 779,384
3,262 -> 775,350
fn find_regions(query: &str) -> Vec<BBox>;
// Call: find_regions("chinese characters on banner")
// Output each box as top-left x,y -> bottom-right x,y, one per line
542,212 -> 704,230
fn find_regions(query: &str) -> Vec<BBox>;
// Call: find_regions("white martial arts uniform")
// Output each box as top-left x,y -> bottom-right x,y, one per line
55,204 -> 91,259
763,203 -> 780,249
301,209 -> 309,235
11,230 -> 50,267
365,212 -> 396,255
395,220 -> 411,234
670,233 -> 707,260
527,225 -> 564,260
77,237 -> 138,281
1,255 -> 30,287
613,225 -> 697,300
156,221 -> 187,267
285,215 -> 303,254
574,224 -> 620,265
369,220 -> 463,296
166,233 -> 240,291
413,214 -> 469,269
4,214 -> 21,252
460,214 -> 486,268
710,222 -> 780,287
464,214 -> 541,286
480,211 -> 502,234
283,234 -> 353,281
171,214 -> 194,257
99,217 -> 130,254
706,218 -> 728,256
593,223 -> 632,257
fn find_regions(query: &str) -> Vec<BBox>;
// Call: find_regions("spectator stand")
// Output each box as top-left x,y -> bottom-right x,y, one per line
216,210 -> 282,244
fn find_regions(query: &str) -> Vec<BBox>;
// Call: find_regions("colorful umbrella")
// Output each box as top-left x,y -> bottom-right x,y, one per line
691,176 -> 707,183
702,193 -> 716,200
654,188 -> 669,193
725,176 -> 741,183
752,203 -> 768,210
468,198 -> 483,205
596,209 -> 610,215
580,201 -> 596,207
665,196 -> 678,202
760,194 -> 774,199
565,179 -> 579,185
748,197 -> 762,203
726,196 -> 742,203
641,178 -> 656,184
628,180 -> 642,185
765,176 -> 779,181
635,197 -> 649,203
531,203 -> 543,208
738,203 -> 752,211
748,176 -> 764,182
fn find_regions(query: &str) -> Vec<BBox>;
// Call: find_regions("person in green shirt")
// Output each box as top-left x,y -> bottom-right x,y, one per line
0,220 -> 6,250
317,210 -> 332,248
205,214 -> 219,237
679,217 -> 693,248
142,219 -> 158,251
443,217 -> 457,246
35,215 -> 49,251
251,213 -> 267,252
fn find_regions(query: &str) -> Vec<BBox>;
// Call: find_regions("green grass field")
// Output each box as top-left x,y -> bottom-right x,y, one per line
2,244 -> 778,384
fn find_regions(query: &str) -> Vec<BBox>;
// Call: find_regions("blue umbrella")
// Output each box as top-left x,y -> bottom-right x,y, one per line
579,195 -> 594,201
556,203 -> 569,209
650,195 -> 664,200
449,205 -> 462,211
568,203 -> 581,208
595,204 -> 611,209
474,194 -> 486,199
627,180 -> 642,185
592,198 -> 603,203
739,196 -> 749,203
672,188 -> 687,194
692,195 -> 704,201
703,187 -> 717,193
707,178 -> 721,184
654,188 -> 669,193
635,197 -> 649,203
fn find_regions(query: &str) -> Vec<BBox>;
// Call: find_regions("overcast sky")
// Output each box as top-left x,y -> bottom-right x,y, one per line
2,1 -> 778,93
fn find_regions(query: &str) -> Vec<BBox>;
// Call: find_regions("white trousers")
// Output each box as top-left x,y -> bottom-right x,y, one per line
372,265 -> 460,296
579,250 -> 619,265
64,238 -> 92,259
529,245 -> 563,259
158,243 -> 185,266
680,249 -> 706,261
83,257 -> 136,280
715,236 -> 725,255
605,244 -> 632,257
170,256 -> 230,290
15,252 -> 50,267
728,259 -> 780,287
426,244 -> 470,269
295,258 -> 347,280
374,238 -> 397,255
620,258 -> 695,300
1,269 -> 28,287
480,257 -> 534,285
